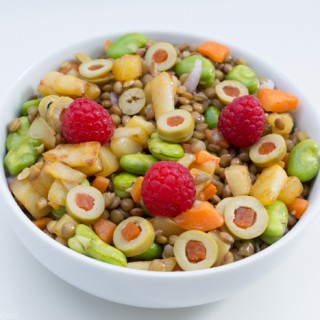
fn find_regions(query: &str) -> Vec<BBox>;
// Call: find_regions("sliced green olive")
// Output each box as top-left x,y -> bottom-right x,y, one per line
38,95 -> 60,120
145,42 -> 177,71
224,196 -> 269,239
119,88 -> 146,115
249,133 -> 287,167
74,52 -> 92,63
47,96 -> 73,133
120,154 -> 158,175
173,230 -> 218,271
66,185 -> 105,224
113,172 -> 138,198
157,109 -> 195,143
113,216 -> 155,257
215,80 -> 249,104
79,59 -> 113,79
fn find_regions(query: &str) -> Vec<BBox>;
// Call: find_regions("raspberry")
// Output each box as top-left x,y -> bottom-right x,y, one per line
141,161 -> 195,218
62,98 -> 114,144
217,95 -> 265,147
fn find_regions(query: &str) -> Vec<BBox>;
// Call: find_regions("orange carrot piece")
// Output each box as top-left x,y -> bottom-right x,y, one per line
194,150 -> 220,165
174,201 -> 224,232
130,176 -> 144,203
199,183 -> 217,201
287,198 -> 309,219
93,218 -> 116,244
197,41 -> 230,63
258,88 -> 299,112
91,176 -> 110,193
33,217 -> 52,230
121,221 -> 141,241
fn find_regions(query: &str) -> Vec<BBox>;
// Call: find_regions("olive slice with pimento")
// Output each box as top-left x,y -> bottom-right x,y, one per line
66,185 -> 105,224
113,216 -> 155,257
223,196 -> 269,239
145,42 -> 177,72
249,133 -> 287,167
173,230 -> 218,271
156,109 -> 195,143
215,80 -> 249,104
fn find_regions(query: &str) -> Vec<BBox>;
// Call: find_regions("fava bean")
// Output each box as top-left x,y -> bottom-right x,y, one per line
68,224 -> 127,266
120,154 -> 158,175
4,136 -> 43,176
107,33 -> 147,59
226,65 -> 259,93
6,116 -> 30,150
113,172 -> 138,198
176,56 -> 215,87
148,138 -> 184,161
287,139 -> 320,182
261,200 -> 288,244
204,106 -> 220,129
21,98 -> 41,116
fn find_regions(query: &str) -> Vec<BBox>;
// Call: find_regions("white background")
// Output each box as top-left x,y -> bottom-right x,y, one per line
1,0 -> 320,319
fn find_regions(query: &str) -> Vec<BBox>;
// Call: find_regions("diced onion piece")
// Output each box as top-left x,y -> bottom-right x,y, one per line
183,59 -> 202,93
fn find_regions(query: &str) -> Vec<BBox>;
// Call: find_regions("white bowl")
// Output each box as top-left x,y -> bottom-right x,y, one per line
1,32 -> 320,309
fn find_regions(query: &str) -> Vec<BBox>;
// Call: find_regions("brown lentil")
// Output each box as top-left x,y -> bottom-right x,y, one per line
142,74 -> 154,85
285,139 -> 295,152
110,209 -> 127,224
110,105 -> 122,116
194,173 -> 210,185
8,117 -> 20,132
100,92 -> 111,100
211,194 -> 221,204
55,237 -> 67,246
231,249 -> 243,262
108,196 -> 121,210
192,130 -> 205,140
179,104 -> 193,112
219,154 -> 232,168
238,241 -> 255,257
195,123 -> 208,132
223,63 -> 233,74
178,96 -> 191,105
149,259 -> 166,272
168,235 -> 178,246
191,111 -> 205,124
121,115 -> 131,126
101,83 -> 113,92
215,69 -> 225,81
193,92 -> 208,102
27,106 -> 39,123
61,222 -> 76,239
162,244 -> 174,258
235,57 -> 247,65
238,152 -> 250,163
223,251 -> 235,265
111,114 -> 121,126
101,100 -> 112,108
219,232 -> 235,245
288,213 -> 297,228
179,73 -> 189,84
191,139 -> 206,153
120,198 -> 134,212
230,158 -> 242,166
130,207 -> 143,216
274,117 -> 285,130
181,91 -> 193,100
103,192 -> 116,208
155,234 -> 168,245
144,104 -> 155,120
113,81 -> 123,94
192,102 -> 204,113
204,87 -> 216,98
222,184 -> 232,198
212,180 -> 224,196
102,209 -> 110,220
177,85 -> 187,95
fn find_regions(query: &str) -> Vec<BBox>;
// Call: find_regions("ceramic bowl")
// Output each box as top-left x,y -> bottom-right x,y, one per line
1,32 -> 320,308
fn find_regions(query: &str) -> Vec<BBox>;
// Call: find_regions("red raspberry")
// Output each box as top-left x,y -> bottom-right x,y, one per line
62,98 -> 114,144
141,161 -> 196,218
217,95 -> 265,147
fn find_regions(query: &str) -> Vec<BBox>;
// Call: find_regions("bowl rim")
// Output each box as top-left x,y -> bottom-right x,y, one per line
1,30 -> 319,279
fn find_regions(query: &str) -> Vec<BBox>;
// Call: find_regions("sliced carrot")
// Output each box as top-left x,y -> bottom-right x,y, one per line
190,161 -> 216,177
121,221 -> 141,241
258,88 -> 299,112
91,176 -> 110,193
93,218 -> 116,244
33,217 -> 52,230
199,183 -> 217,201
194,150 -> 220,165
174,201 -> 224,232
130,176 -> 144,203
287,198 -> 309,219
197,41 -> 230,63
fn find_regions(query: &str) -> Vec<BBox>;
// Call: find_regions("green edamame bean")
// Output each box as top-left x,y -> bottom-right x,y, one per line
68,224 -> 127,267
176,56 -> 215,87
287,139 -> 320,182
261,200 -> 288,244
132,242 -> 163,260
204,106 -> 220,129
21,98 -> 41,116
148,138 -> 184,161
226,65 -> 259,93
107,33 -> 147,59
6,116 -> 30,150
113,172 -> 138,198
120,154 -> 158,175
4,136 -> 42,176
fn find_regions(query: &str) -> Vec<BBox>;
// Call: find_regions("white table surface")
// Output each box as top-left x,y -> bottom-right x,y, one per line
1,0 -> 320,319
